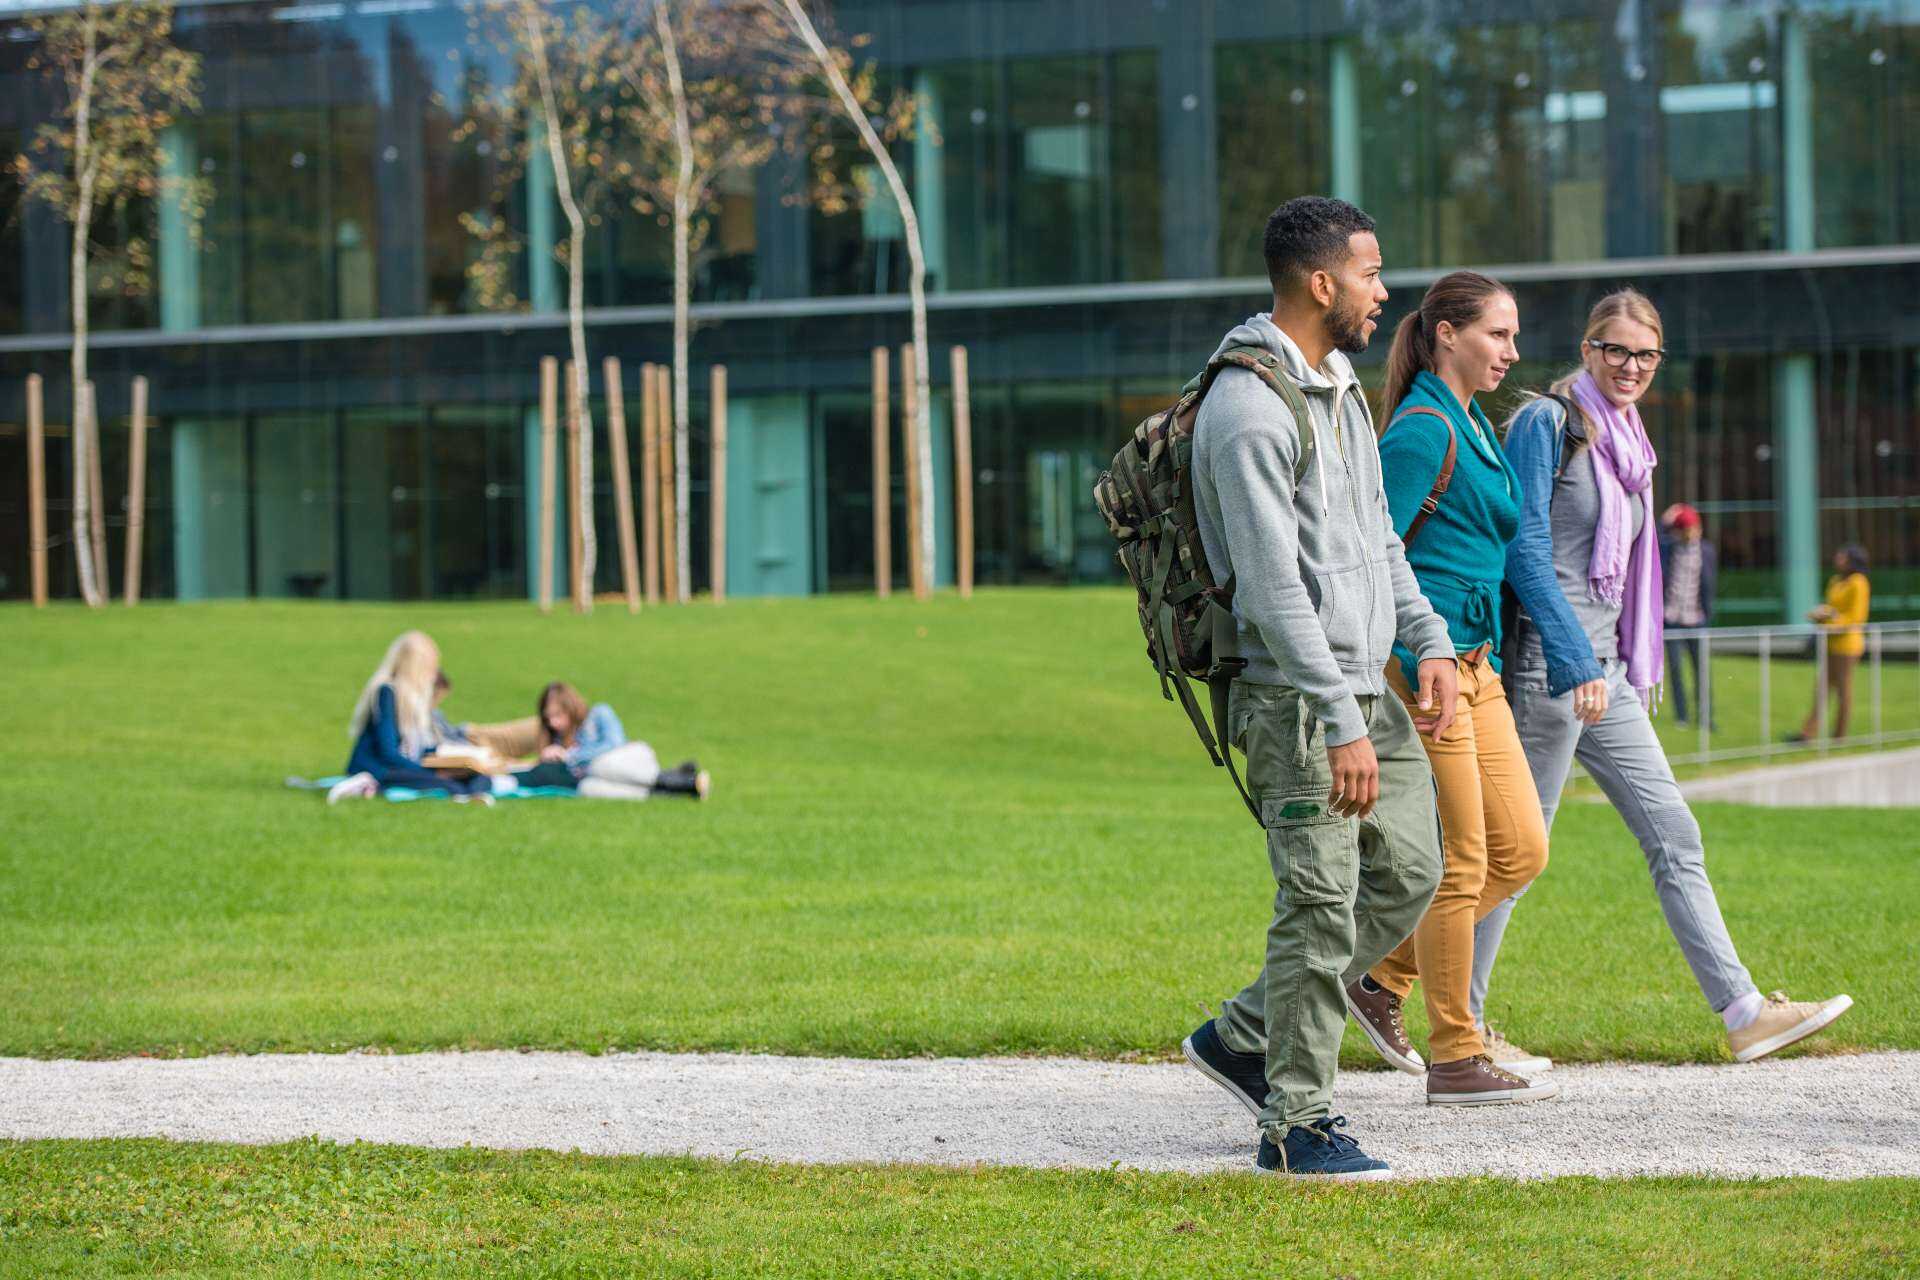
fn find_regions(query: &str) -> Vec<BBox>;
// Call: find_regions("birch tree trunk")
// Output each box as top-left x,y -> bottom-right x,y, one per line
527,9 -> 595,609
777,0 -> 932,597
658,4 -> 694,602
69,8 -> 104,607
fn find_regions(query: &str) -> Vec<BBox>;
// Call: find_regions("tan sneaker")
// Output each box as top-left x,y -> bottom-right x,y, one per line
1426,1055 -> 1561,1106
1729,991 -> 1854,1063
1482,1024 -> 1552,1076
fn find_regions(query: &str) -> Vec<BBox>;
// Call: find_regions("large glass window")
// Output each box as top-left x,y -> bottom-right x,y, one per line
1355,18 -> 1605,269
1215,41 -> 1331,277
252,413 -> 339,597
1662,8 -> 1780,255
1,129 -> 25,333
1807,6 -> 1920,249
812,50 -> 1160,295
426,404 -> 523,597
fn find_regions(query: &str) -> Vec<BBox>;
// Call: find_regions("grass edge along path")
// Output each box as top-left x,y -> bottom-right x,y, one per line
2,1138 -> 1916,1279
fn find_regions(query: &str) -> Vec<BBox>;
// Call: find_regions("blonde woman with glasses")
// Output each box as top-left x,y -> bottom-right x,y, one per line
1476,289 -> 1852,1066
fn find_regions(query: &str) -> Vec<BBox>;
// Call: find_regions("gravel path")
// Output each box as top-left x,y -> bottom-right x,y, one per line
3,1049 -> 1914,1179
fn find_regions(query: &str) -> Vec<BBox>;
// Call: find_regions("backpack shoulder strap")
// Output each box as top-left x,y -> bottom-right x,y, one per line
1386,404 -> 1457,546
1193,345 -> 1316,484
1541,392 -> 1584,480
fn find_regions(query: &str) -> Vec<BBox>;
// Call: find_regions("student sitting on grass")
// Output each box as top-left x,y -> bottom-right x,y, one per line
329,631 -> 492,805
510,680 -> 710,801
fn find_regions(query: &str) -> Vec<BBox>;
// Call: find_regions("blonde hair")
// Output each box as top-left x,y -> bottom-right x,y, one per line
1526,288 -> 1667,445
348,630 -> 441,757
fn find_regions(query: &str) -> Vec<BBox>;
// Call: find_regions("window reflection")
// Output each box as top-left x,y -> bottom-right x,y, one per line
1215,41 -> 1331,276
1356,19 -> 1604,268
1808,8 -> 1920,249
812,50 -> 1160,296
1663,8 -> 1779,255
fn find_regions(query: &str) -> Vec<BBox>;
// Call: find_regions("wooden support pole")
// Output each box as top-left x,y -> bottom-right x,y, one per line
565,360 -> 586,612
124,376 -> 149,607
710,364 -> 728,604
899,345 -> 926,600
26,374 -> 47,608
83,380 -> 108,602
640,363 -> 661,604
950,346 -> 973,600
871,347 -> 891,598
603,357 -> 641,614
656,363 -> 678,604
538,356 -> 558,612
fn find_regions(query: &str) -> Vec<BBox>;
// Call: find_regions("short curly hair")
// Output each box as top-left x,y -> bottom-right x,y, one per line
1262,197 -> 1376,294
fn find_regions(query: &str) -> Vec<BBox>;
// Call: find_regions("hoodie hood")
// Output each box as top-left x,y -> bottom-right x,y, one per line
1210,313 -> 1358,396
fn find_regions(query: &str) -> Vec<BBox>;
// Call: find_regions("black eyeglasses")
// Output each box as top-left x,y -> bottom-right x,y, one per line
1586,339 -> 1666,371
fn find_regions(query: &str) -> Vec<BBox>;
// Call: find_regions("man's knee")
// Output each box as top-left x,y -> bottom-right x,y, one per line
1274,896 -> 1358,977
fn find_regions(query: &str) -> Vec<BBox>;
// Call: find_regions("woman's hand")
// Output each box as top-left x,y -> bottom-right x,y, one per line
538,743 -> 567,763
1570,678 -> 1610,725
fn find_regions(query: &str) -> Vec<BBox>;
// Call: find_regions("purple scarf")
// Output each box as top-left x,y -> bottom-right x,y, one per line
1570,370 -> 1664,697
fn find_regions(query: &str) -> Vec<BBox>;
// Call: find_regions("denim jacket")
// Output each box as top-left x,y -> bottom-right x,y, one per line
564,703 -> 626,777
1501,397 -> 1607,698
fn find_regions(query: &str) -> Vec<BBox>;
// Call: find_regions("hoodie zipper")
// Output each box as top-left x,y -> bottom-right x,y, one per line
1329,381 -> 1379,669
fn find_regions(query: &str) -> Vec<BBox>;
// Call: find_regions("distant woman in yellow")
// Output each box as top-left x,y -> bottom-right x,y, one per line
1793,545 -> 1871,742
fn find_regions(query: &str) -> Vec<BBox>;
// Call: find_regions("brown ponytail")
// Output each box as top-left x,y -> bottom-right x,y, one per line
1379,270 -> 1513,430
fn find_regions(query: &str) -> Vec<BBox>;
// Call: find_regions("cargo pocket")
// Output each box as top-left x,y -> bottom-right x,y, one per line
1261,794 -> 1357,908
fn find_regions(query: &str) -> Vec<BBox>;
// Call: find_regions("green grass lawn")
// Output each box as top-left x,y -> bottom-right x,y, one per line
1,590 -> 1915,1065
3,1139 -> 1914,1279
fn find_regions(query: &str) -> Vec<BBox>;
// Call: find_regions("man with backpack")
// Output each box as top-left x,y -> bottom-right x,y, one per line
1179,197 -> 1458,1179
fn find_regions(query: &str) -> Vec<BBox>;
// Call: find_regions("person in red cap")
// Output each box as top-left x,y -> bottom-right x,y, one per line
1659,503 -> 1716,727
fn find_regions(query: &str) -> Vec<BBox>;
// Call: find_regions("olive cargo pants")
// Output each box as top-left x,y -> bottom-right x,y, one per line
1211,681 -> 1444,1135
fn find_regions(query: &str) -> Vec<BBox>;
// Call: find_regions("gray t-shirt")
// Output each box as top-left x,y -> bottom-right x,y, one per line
1518,446 -> 1644,671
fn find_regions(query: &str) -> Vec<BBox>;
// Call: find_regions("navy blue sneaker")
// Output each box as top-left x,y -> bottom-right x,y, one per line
1256,1117 -> 1393,1180
1182,1019 -> 1268,1118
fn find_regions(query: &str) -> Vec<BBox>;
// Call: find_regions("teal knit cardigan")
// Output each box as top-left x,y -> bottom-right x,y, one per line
1378,369 -> 1522,684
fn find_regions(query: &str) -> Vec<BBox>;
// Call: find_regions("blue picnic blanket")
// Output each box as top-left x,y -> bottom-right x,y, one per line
285,776 -> 578,802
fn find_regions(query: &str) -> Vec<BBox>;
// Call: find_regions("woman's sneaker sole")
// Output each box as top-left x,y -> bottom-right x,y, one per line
1732,994 -> 1854,1063
1181,1034 -> 1262,1119
1426,1077 -> 1562,1106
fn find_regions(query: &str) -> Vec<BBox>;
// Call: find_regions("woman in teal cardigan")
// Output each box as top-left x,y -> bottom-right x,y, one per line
1339,271 -> 1556,1107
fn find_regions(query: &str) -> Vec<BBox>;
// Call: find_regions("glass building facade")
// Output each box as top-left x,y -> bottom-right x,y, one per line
4,0 -> 1920,618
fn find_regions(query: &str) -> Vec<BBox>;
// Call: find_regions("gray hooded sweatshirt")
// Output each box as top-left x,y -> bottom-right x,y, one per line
1192,314 -> 1452,747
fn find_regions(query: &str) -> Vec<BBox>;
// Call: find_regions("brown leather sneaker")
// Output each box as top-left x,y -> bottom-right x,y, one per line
1426,1055 -> 1561,1106
1342,976 -> 1424,1076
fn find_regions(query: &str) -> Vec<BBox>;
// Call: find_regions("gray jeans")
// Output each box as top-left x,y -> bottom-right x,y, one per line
1469,661 -> 1757,1019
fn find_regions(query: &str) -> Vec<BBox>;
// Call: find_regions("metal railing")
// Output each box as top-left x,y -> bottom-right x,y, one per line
1655,619 -> 1920,768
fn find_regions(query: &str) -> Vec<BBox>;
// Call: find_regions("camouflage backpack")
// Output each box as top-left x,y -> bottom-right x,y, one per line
1092,345 -> 1314,821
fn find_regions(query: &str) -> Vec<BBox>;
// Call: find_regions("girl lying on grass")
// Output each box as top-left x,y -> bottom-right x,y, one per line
508,680 -> 711,801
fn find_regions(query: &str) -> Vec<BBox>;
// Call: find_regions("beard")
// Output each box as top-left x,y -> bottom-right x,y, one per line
1326,286 -> 1375,354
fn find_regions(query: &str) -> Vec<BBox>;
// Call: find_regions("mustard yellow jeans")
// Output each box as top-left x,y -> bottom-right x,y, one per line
1373,651 -> 1548,1064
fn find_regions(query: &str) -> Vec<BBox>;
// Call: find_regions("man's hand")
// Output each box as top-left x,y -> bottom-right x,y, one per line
1326,736 -> 1379,820
1413,657 -> 1459,740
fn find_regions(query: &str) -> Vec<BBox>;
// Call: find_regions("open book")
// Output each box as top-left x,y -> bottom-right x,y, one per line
420,744 -> 509,776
